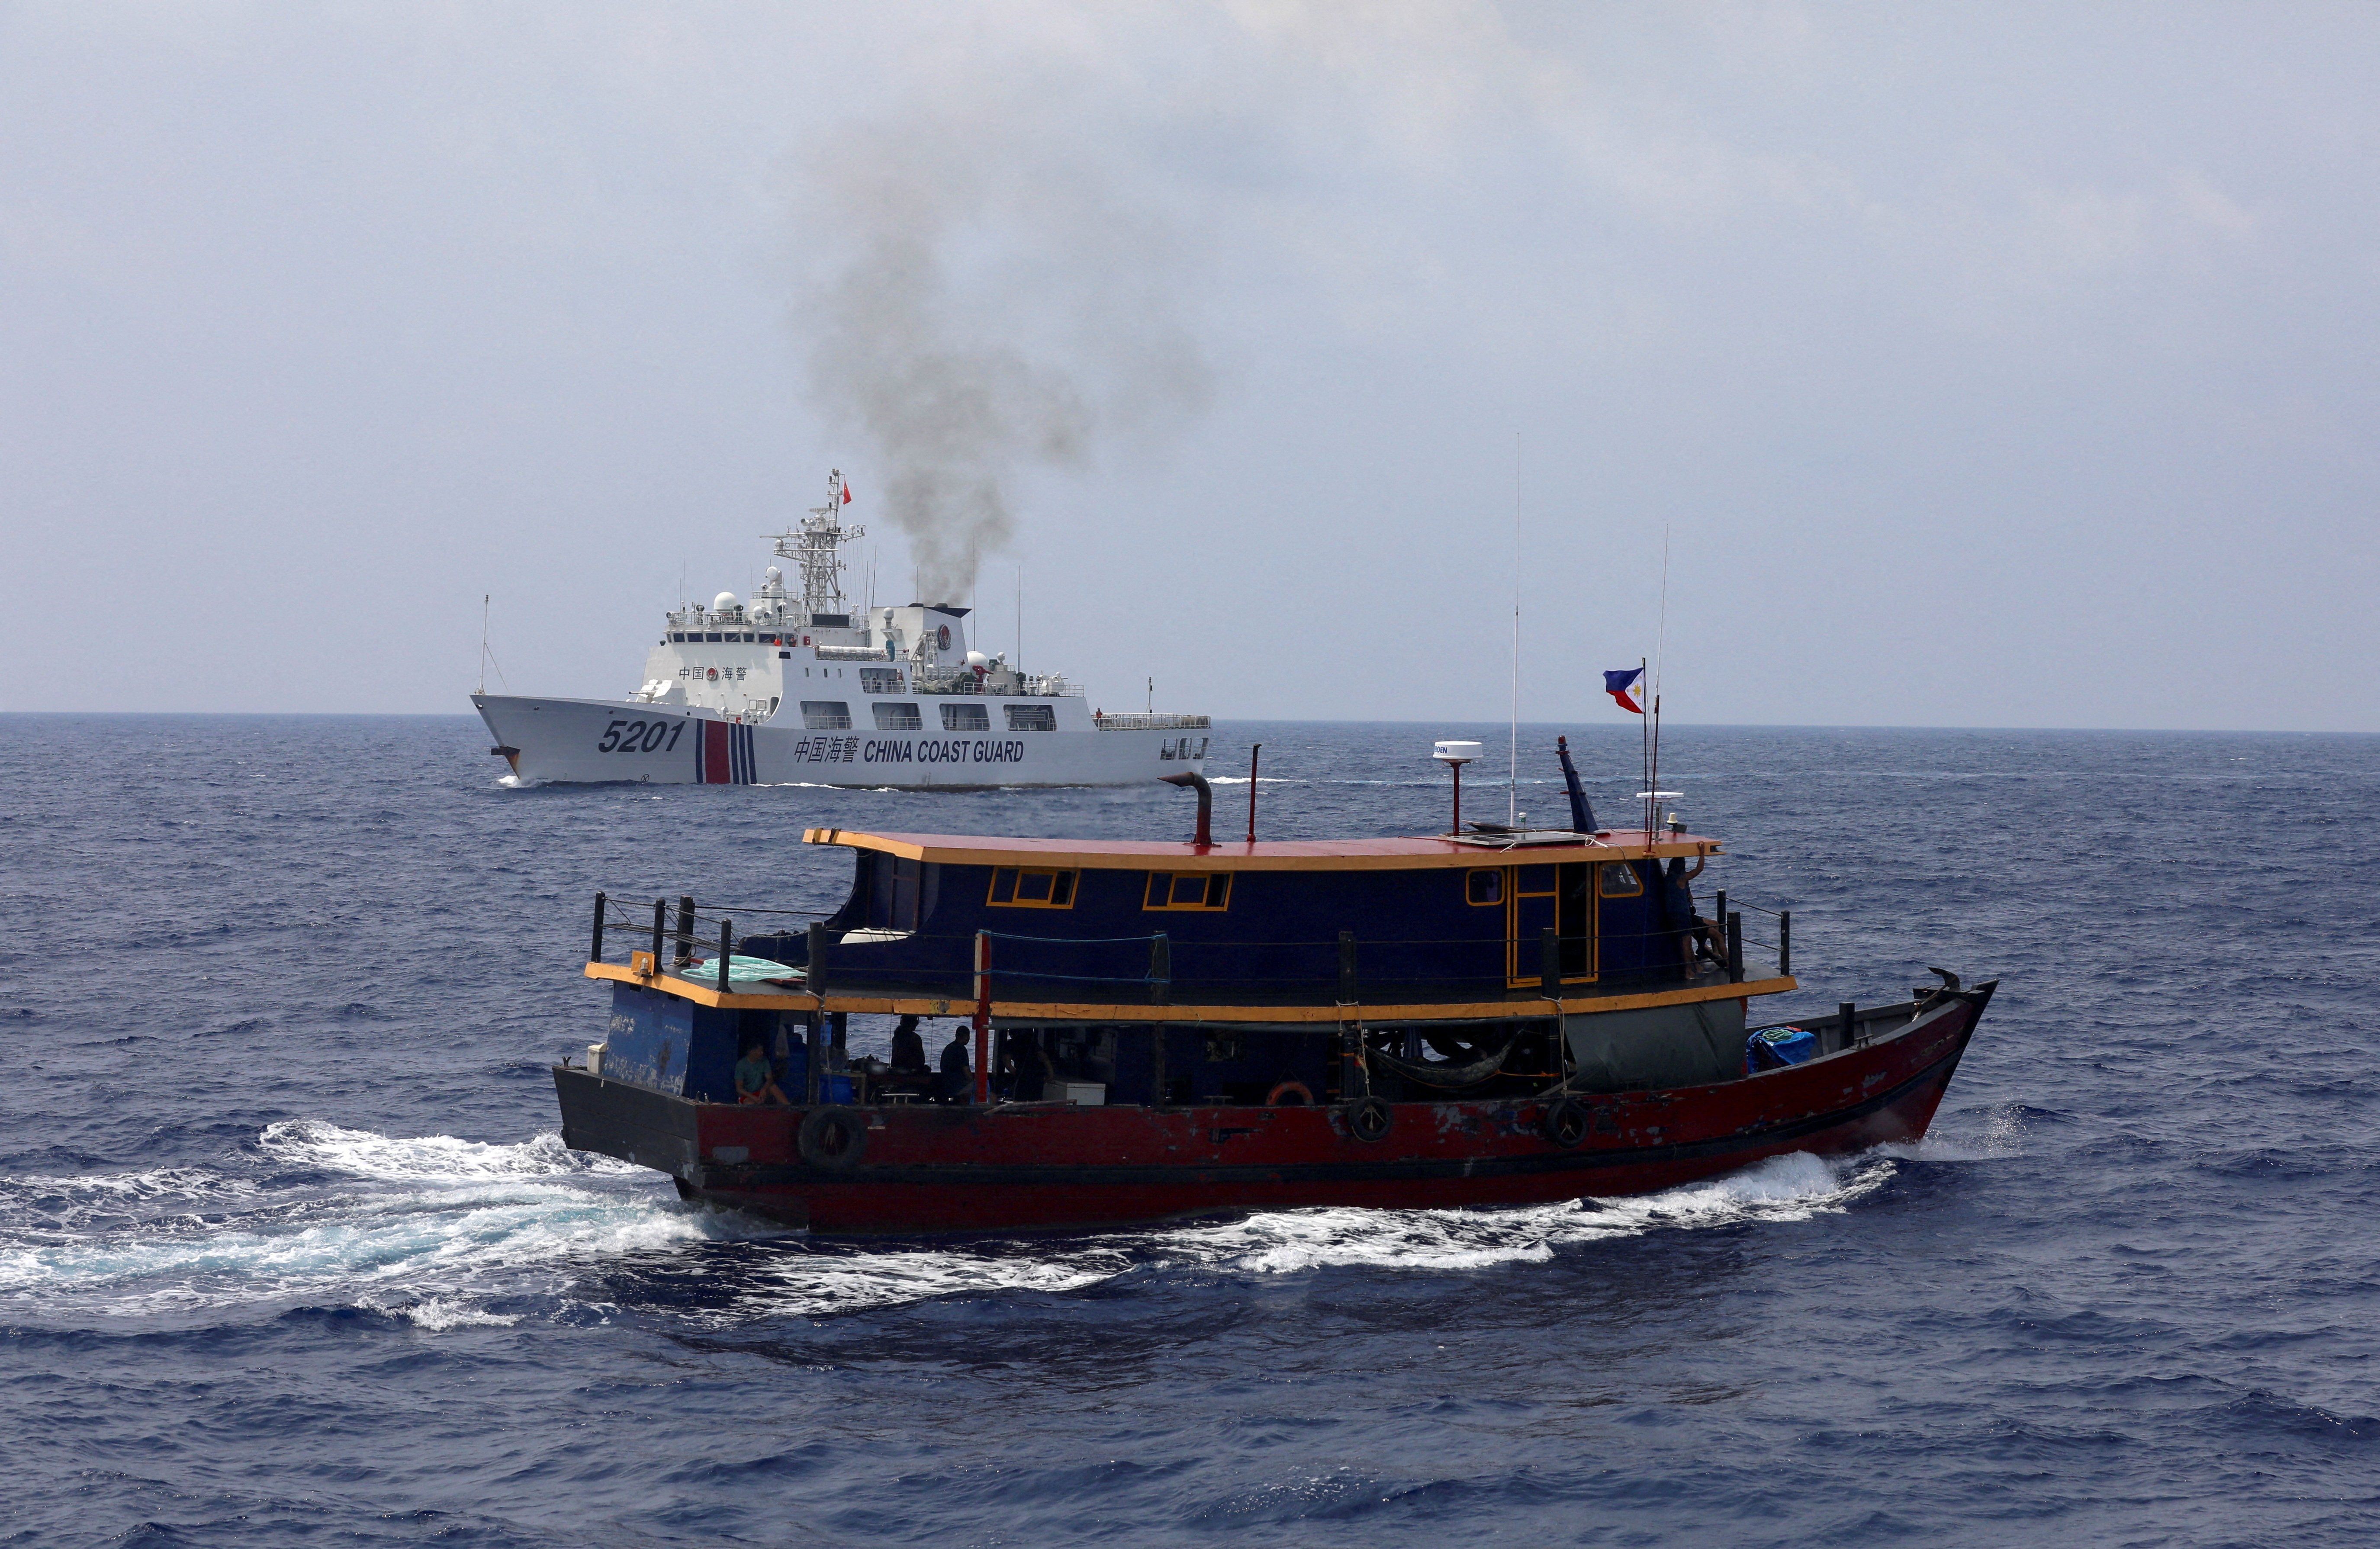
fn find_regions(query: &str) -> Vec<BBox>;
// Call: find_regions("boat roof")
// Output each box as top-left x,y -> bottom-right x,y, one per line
802,827 -> 1722,871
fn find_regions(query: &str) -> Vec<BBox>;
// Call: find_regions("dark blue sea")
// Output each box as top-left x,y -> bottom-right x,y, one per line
3,716 -> 2374,1547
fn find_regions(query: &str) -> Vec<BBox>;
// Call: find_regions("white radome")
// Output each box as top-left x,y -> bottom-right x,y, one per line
713,591 -> 740,614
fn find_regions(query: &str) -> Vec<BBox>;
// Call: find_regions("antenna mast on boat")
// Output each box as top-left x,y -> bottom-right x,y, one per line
1509,430 -> 1521,828
1651,527 -> 1669,835
771,469 -> 863,620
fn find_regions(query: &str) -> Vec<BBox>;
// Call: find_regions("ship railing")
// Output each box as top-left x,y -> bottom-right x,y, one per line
816,646 -> 894,662
583,894 -> 1795,1003
800,716 -> 854,730
910,677 -> 1087,698
1091,713 -> 1213,731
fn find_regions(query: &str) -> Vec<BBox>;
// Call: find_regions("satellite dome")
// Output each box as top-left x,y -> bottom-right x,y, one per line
763,566 -> 782,583
713,591 -> 740,614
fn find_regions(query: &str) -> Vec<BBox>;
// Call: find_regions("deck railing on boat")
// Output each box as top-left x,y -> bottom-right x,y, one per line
585,892 -> 1796,1005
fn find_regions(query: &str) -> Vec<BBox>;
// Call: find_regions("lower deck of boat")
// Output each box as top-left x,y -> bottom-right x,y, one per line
553,985 -> 1993,1234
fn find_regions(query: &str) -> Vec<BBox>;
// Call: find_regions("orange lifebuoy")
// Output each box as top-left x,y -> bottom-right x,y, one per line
1266,1080 -> 1315,1107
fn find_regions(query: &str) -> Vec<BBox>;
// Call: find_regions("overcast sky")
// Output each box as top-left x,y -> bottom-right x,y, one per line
4,2 -> 2376,729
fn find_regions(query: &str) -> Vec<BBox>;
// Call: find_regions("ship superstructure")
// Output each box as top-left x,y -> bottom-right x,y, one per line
473,470 -> 1210,787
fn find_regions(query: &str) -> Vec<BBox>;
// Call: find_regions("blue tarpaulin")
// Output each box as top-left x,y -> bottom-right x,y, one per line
1745,1025 -> 1818,1074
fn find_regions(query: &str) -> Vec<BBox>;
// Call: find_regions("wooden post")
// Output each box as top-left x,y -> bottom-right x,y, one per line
1150,932 -> 1172,1003
1540,927 -> 1561,999
1714,889 -> 1727,933
590,892 -> 606,964
972,931 -> 991,1105
1840,1001 -> 1858,1051
1338,931 -> 1357,1002
717,919 -> 733,994
1779,910 -> 1791,976
674,895 -> 696,966
1726,912 -> 1743,983
650,898 -> 666,971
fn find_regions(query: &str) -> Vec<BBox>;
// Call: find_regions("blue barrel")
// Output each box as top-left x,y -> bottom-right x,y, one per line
823,1074 -> 856,1104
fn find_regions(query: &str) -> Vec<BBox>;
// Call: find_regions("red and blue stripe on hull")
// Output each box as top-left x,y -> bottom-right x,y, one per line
692,720 -> 758,784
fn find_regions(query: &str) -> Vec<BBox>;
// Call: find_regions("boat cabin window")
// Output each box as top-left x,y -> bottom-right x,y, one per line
987,867 -> 1078,908
872,702 -> 923,730
942,703 -> 991,732
801,701 -> 852,730
1005,704 -> 1057,732
1146,871 -> 1232,910
860,668 -> 904,695
1598,861 -> 1644,897
1466,869 -> 1503,906
704,632 -> 724,643
670,632 -> 685,642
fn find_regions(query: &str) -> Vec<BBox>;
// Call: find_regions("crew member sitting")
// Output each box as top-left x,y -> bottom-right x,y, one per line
889,1014 -> 929,1074
938,1027 -> 973,1104
735,1038 -> 789,1106
1663,855 -> 1727,969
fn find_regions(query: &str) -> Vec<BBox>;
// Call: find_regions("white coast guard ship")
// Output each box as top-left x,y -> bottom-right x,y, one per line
472,471 -> 1210,787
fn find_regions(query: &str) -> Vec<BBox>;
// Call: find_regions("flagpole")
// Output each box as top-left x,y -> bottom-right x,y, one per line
1640,653 -> 1650,839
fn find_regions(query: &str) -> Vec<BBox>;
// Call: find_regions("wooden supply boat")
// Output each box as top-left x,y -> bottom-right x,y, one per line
553,746 -> 1993,1234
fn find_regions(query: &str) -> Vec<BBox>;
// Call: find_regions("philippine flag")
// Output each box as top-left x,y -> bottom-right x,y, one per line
1604,667 -> 1646,714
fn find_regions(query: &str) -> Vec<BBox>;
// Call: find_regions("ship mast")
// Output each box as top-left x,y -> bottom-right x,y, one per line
771,469 -> 865,621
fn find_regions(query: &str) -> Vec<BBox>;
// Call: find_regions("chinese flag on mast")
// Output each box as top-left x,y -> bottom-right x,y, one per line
842,482 -> 853,505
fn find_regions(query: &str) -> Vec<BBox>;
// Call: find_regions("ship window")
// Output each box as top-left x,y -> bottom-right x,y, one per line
1145,871 -> 1231,910
1005,704 -> 1057,732
705,632 -> 724,643
801,701 -> 851,730
1515,864 -> 1557,897
942,703 -> 991,732
1466,869 -> 1503,906
987,867 -> 1077,909
669,633 -> 685,643
1598,861 -> 1644,897
779,651 -> 791,660
872,702 -> 922,730
860,668 -> 904,695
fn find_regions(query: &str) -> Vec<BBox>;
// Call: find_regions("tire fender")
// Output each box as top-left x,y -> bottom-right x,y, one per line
797,1105 -> 868,1171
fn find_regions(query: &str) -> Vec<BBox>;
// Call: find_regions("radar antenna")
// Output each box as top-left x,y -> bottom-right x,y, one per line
769,469 -> 865,620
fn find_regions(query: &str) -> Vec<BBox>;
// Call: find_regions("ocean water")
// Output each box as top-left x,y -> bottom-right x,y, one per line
1,715 -> 2374,1547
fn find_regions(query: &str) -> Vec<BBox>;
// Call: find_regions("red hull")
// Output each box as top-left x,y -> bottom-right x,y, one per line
555,990 -> 1988,1235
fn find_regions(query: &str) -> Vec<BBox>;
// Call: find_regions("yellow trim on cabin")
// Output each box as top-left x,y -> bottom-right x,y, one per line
801,827 -> 1721,873
1143,871 -> 1233,911
984,866 -> 1080,909
583,960 -> 1793,1021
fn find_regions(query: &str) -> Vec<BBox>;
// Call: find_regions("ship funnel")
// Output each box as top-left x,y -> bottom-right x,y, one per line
1161,771 -> 1213,848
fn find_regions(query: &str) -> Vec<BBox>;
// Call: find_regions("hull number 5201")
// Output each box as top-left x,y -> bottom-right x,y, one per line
599,719 -> 687,754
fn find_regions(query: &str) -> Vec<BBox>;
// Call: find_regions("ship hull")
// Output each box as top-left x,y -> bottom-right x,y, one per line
473,693 -> 1208,789
553,987 -> 1991,1235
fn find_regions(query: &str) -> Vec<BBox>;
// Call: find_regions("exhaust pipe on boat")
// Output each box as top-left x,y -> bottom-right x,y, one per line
1161,770 -> 1213,848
